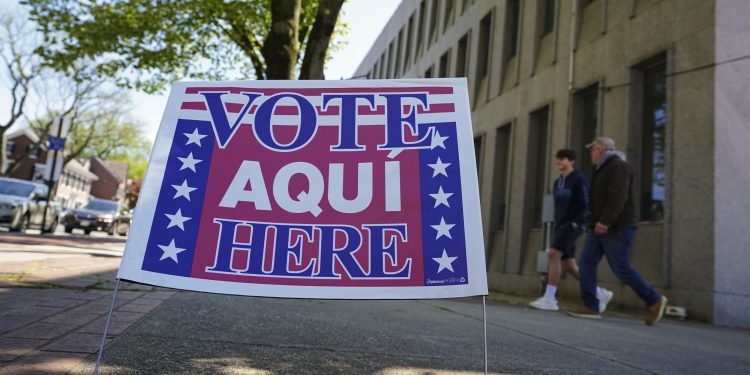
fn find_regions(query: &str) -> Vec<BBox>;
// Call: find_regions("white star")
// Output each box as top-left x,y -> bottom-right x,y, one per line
433,249 -> 458,273
172,179 -> 197,201
177,152 -> 202,172
428,157 -> 451,178
431,217 -> 455,240
429,186 -> 453,208
158,239 -> 186,263
184,128 -> 207,147
431,130 -> 449,150
164,208 -> 191,231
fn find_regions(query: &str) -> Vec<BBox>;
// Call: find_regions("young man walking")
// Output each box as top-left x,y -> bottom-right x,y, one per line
568,137 -> 668,325
530,149 -> 613,312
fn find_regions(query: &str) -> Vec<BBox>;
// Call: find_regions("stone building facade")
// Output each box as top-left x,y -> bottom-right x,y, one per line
354,0 -> 750,327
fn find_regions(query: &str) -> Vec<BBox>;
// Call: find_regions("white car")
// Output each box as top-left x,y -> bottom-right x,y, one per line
0,177 -> 61,233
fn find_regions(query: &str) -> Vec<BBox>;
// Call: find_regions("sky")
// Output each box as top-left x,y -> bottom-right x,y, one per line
129,0 -> 401,141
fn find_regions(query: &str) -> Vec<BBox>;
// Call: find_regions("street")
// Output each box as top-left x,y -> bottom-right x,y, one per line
1,231 -> 749,374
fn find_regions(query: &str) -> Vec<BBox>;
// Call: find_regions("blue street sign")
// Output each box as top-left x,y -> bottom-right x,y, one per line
49,136 -> 66,151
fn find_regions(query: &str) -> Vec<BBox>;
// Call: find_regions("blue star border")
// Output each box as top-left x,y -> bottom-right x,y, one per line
419,122 -> 469,286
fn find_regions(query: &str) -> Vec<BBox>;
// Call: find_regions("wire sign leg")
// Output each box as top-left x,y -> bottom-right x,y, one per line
483,295 -> 488,375
94,278 -> 121,375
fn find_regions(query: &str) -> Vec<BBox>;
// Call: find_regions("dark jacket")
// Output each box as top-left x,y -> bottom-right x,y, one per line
553,169 -> 589,227
589,155 -> 637,229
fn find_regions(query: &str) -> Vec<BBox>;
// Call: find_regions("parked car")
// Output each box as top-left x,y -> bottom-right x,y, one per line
61,198 -> 121,235
0,177 -> 61,233
113,209 -> 132,236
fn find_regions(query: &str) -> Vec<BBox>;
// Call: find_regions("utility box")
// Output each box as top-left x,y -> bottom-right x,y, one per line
536,194 -> 555,274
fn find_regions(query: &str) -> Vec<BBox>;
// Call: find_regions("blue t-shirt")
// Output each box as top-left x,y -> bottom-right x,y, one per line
553,170 -> 589,226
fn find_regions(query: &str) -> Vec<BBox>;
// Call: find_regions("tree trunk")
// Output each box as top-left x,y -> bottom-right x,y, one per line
262,0 -> 301,80
299,0 -> 344,80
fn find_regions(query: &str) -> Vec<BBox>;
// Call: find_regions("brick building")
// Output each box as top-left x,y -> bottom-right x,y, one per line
89,157 -> 129,203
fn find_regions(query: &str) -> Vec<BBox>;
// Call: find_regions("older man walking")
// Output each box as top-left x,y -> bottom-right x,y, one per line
568,137 -> 668,326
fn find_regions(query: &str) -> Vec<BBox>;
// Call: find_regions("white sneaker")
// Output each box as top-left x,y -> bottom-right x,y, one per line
598,289 -> 614,313
529,297 -> 559,311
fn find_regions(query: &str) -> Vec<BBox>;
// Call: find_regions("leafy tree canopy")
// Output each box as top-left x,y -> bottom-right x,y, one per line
23,0 -> 346,93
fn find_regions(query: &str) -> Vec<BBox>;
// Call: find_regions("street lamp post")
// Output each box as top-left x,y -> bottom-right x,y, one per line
40,117 -> 69,235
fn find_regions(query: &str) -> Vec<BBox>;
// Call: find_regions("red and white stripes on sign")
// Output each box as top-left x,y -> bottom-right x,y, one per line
176,92 -> 457,126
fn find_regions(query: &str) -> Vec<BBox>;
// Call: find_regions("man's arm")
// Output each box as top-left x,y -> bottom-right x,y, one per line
598,162 -> 629,227
572,176 -> 589,226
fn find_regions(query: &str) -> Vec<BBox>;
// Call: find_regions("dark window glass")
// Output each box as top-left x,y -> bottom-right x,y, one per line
461,0 -> 472,15
476,12 -> 492,79
474,136 -> 483,171
395,30 -> 403,77
542,0 -> 556,35
404,15 -> 414,72
507,0 -> 520,59
6,141 -> 15,156
416,1 -> 426,58
444,0 -> 454,30
491,125 -> 512,232
528,106 -> 550,227
424,66 -> 433,78
378,54 -> 386,78
428,0 -> 440,46
456,33 -> 469,77
641,60 -> 667,221
439,50 -> 450,77
386,42 -> 394,78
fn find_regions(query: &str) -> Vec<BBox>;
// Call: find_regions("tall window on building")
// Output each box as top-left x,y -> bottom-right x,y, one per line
474,136 -> 483,173
444,0 -> 455,30
378,54 -> 386,78
541,0 -> 556,36
395,30 -> 403,77
439,50 -> 451,77
416,1 -> 427,59
386,41 -> 394,78
476,12 -> 492,81
640,57 -> 667,222
505,0 -> 521,61
490,124 -> 512,234
428,0 -> 440,46
572,83 -> 599,179
455,33 -> 469,77
404,15 -> 415,73
461,0 -> 473,15
527,106 -> 550,227
5,141 -> 15,156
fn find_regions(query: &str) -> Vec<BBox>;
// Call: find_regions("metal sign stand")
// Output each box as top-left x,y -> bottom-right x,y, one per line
94,278 -> 122,375
482,295 -> 488,375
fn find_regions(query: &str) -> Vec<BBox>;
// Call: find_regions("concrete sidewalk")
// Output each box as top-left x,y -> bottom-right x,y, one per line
0,231 -> 176,374
68,292 -> 750,375
2,231 -> 748,374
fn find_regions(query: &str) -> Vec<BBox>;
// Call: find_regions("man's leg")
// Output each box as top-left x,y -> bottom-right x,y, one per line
578,232 -> 604,312
529,248 -> 564,310
562,258 -> 580,280
547,249 -> 564,286
600,228 -> 661,307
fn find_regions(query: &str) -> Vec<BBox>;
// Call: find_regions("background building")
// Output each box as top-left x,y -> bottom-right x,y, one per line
354,0 -> 750,327
55,159 -> 98,209
89,157 -> 129,204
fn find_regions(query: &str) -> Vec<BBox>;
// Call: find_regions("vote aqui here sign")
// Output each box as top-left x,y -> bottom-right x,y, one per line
118,79 -> 488,299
